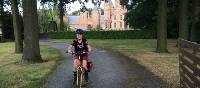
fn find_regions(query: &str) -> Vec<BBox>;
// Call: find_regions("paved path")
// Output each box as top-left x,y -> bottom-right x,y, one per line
42,41 -> 169,88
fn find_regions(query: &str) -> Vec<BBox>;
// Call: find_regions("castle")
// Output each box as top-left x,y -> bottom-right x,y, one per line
65,0 -> 128,30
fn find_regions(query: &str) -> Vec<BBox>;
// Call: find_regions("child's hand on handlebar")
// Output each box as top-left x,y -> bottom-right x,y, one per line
66,50 -> 74,54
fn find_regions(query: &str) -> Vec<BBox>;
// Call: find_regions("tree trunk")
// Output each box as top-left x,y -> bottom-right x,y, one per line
59,1 -> 64,32
11,0 -> 23,53
157,0 -> 168,53
98,8 -> 101,29
0,0 -> 4,42
190,0 -> 200,43
22,0 -> 42,63
179,0 -> 189,40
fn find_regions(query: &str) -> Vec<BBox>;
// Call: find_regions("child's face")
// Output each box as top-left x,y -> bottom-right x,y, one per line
76,34 -> 83,39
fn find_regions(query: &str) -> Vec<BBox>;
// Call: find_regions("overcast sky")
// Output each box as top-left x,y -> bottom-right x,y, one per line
40,0 -> 115,14
65,0 -> 115,14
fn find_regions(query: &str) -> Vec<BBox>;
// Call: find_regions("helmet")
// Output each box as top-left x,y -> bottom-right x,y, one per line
75,29 -> 84,34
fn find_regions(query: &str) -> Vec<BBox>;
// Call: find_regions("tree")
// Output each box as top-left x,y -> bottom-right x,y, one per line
190,0 -> 200,43
123,0 -> 158,30
0,0 -> 4,42
121,0 -> 179,38
58,0 -> 64,31
41,0 -> 77,31
40,0 -> 98,31
38,9 -> 58,32
70,10 -> 80,16
179,0 -> 189,40
157,0 -> 168,53
22,0 -> 42,63
11,0 -> 23,53
121,0 -> 169,53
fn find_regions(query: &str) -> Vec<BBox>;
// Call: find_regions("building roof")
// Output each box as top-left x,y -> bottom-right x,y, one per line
68,16 -> 80,25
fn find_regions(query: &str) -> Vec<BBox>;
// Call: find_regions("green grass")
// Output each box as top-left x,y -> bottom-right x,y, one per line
0,42 -> 63,88
53,39 -> 180,88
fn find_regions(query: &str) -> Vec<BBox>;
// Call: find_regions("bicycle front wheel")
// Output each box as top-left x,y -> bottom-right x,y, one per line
77,68 -> 83,87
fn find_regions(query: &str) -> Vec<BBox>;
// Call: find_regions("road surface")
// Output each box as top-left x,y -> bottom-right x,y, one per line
41,41 -> 169,88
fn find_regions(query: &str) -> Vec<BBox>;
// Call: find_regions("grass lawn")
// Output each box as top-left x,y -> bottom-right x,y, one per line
0,42 -> 63,88
53,39 -> 179,88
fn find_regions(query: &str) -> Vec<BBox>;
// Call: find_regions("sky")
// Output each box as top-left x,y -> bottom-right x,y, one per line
65,0 -> 115,14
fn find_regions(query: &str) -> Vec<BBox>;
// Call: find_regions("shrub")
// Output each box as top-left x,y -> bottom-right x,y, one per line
48,30 -> 156,39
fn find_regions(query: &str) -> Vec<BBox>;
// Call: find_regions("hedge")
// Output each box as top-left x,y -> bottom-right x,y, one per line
48,30 -> 156,39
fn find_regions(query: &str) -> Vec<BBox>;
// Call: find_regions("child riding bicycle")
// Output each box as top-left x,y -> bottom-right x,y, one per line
67,28 -> 92,85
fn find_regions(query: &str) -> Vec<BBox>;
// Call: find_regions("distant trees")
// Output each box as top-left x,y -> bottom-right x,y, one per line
71,10 -> 80,16
190,0 -> 200,43
41,0 -> 77,31
38,8 -> 59,32
122,0 -> 200,53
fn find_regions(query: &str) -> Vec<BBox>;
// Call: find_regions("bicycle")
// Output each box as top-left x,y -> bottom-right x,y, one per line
68,51 -> 88,88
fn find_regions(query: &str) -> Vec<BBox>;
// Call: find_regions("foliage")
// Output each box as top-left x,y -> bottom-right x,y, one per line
122,0 -> 179,38
125,0 -> 157,29
70,8 -> 97,16
2,11 -> 14,39
48,30 -> 156,39
41,0 -> 77,5
38,8 -> 60,32
70,10 -> 80,15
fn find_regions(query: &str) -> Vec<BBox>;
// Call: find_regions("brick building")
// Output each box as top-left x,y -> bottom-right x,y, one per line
66,0 -> 129,30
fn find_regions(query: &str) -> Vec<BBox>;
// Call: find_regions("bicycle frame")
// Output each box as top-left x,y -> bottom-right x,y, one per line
68,51 -> 87,87
76,55 -> 85,87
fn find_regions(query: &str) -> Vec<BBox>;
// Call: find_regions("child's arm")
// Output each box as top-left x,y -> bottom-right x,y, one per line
68,45 -> 75,54
87,45 -> 92,54
67,40 -> 76,53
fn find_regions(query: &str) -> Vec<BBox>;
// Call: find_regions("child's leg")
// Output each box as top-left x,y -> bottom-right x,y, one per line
73,59 -> 80,72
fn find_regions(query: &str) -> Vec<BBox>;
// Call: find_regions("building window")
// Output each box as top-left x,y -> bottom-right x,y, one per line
120,15 -> 123,20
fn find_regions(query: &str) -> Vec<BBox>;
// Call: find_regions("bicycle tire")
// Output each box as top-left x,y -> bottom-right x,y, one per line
77,68 -> 82,88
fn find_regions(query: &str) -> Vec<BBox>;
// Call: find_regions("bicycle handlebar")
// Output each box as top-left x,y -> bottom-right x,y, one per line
66,51 -> 87,55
